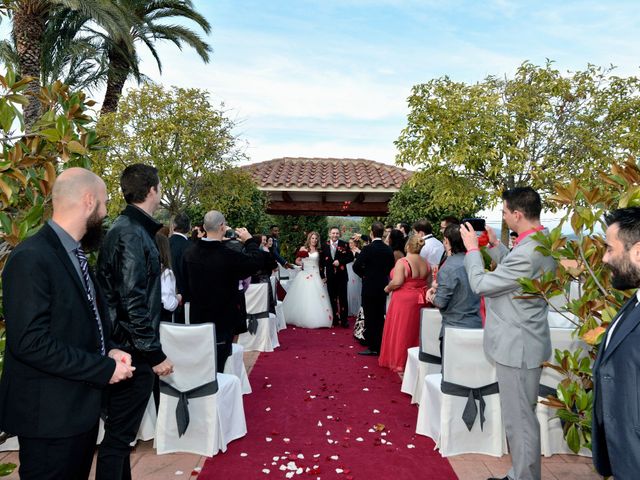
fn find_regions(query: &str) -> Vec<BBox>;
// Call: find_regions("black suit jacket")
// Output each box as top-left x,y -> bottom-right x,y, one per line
182,238 -> 265,331
320,240 -> 353,282
592,296 -> 640,478
0,223 -> 115,438
352,239 -> 395,296
169,233 -> 190,295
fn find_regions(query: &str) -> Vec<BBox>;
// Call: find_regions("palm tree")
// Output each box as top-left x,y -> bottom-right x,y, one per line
6,0 -> 131,128
100,0 -> 211,114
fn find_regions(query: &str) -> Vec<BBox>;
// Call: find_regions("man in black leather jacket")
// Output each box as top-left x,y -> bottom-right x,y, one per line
96,164 -> 173,480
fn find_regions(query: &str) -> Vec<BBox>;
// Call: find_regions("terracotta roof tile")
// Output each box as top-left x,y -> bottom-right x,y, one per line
242,157 -> 412,190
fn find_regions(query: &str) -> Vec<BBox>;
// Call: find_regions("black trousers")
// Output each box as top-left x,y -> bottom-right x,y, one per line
327,276 -> 349,324
18,424 -> 99,480
362,293 -> 387,352
96,360 -> 155,480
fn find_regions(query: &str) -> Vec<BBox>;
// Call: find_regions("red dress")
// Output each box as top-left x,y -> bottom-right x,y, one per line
379,258 -> 428,372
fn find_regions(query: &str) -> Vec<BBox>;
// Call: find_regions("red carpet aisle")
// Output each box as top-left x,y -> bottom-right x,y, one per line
198,326 -> 457,479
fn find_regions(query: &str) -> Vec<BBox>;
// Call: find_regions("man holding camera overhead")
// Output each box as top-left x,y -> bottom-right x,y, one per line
460,187 -> 556,480
182,210 -> 266,371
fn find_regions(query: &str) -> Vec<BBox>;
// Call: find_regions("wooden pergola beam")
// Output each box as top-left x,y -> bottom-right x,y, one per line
267,200 -> 389,216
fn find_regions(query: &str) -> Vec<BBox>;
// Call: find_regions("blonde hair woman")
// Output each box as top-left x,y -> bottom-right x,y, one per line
379,234 -> 430,372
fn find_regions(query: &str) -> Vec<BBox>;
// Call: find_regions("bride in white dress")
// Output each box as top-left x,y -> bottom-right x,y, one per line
282,231 -> 333,328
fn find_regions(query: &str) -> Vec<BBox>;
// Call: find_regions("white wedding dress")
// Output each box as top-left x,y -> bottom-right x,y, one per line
282,251 -> 333,328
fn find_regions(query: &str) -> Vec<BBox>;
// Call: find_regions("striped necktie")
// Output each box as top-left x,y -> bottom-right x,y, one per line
74,247 -> 106,355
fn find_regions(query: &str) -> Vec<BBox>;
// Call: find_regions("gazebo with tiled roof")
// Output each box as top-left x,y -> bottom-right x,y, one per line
242,157 -> 412,216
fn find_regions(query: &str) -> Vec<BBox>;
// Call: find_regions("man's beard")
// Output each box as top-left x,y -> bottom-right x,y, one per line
81,207 -> 105,252
608,254 -> 640,290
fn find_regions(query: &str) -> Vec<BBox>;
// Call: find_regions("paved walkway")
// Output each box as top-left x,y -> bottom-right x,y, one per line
0,351 -> 599,479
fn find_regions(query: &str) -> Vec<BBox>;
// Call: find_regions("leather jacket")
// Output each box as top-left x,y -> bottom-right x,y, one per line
97,204 -> 166,366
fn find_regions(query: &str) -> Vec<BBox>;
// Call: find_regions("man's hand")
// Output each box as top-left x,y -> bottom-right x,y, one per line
153,358 -> 174,376
425,287 -> 436,304
460,222 -> 480,251
284,262 -> 293,269
108,348 -> 132,366
486,225 -> 499,247
332,260 -> 340,267
109,360 -> 135,384
235,227 -> 252,242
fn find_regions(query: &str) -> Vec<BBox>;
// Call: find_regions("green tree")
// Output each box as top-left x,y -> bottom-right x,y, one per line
2,0 -> 130,127
396,61 -> 640,242
190,168 -> 270,233
386,171 -> 485,231
91,84 -> 245,216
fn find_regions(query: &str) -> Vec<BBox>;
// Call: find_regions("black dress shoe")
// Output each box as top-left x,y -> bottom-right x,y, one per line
358,349 -> 379,356
487,477 -> 509,480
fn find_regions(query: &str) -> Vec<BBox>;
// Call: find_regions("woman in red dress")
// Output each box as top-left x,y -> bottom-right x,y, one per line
379,235 -> 430,372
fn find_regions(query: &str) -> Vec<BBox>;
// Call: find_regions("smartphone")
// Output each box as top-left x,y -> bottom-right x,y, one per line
462,218 -> 486,232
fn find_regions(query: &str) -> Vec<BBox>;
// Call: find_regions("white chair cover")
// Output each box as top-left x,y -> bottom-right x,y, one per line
0,436 -> 18,452
238,283 -> 280,352
538,328 -> 591,457
155,322 -> 246,456
184,301 -> 191,325
400,308 -> 442,404
416,327 -> 507,457
224,343 -> 252,394
275,300 -> 287,331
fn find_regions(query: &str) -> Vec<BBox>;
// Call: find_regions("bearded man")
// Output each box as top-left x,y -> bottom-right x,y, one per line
0,168 -> 134,480
592,207 -> 640,480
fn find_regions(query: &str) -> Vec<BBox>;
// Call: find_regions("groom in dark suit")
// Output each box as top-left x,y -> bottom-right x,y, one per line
353,221 -> 395,354
0,168 -> 134,480
592,207 -> 640,479
321,226 -> 354,327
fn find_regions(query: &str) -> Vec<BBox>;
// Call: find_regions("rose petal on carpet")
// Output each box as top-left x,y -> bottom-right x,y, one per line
198,326 -> 457,479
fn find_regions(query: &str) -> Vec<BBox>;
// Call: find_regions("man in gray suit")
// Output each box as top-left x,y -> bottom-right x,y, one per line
461,187 -> 556,480
592,207 -> 640,479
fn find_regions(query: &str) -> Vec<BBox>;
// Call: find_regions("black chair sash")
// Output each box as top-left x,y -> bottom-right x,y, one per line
160,379 -> 218,437
538,384 -> 556,398
247,311 -> 269,335
419,351 -> 442,365
440,380 -> 500,431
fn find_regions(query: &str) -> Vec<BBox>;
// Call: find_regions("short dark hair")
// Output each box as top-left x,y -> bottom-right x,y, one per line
173,212 -> 191,233
121,164 -> 159,204
502,187 -> 541,221
604,207 -> 640,250
441,216 -> 460,226
329,226 -> 340,232
370,221 -> 384,238
412,219 -> 433,235
398,222 -> 410,234
270,225 -> 278,230
443,224 -> 466,254
389,229 -> 405,252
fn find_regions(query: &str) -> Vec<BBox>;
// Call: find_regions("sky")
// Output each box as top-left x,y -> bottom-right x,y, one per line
129,0 -> 640,170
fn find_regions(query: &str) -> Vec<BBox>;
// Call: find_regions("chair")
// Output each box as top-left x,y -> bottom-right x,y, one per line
272,274 -> 287,331
400,308 -> 442,404
238,283 -> 280,352
223,343 -> 252,395
538,328 -> 591,457
416,327 -> 507,457
155,322 -> 246,456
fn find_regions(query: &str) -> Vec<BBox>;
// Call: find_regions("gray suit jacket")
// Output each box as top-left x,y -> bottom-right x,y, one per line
464,229 -> 556,368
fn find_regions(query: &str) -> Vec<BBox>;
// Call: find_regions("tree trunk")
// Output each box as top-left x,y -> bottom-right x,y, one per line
12,6 -> 47,131
100,47 -> 130,115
